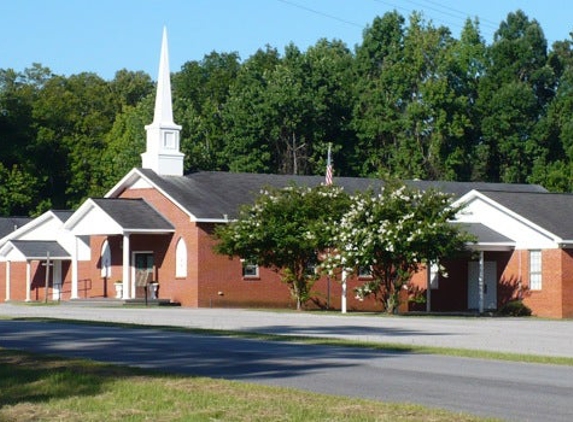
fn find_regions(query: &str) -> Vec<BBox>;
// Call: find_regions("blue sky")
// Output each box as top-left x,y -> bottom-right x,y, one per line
1,0 -> 572,80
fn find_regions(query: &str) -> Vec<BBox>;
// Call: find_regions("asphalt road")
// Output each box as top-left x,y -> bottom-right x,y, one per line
1,305 -> 573,421
1,320 -> 572,421
1,304 -> 572,357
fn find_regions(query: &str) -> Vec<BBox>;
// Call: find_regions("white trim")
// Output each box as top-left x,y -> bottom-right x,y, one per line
105,169 -> 198,221
454,190 -> 562,244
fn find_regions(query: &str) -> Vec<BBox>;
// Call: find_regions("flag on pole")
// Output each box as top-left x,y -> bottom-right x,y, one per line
325,143 -> 333,186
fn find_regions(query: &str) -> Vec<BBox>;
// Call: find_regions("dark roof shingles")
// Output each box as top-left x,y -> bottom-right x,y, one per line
138,169 -> 548,221
91,198 -> 174,231
10,240 -> 70,259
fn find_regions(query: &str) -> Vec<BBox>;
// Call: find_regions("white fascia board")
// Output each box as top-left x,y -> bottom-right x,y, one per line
0,211 -> 55,246
467,242 -> 515,252
454,190 -> 562,244
124,228 -> 175,234
0,242 -> 25,261
104,168 -> 142,198
193,218 -> 232,224
63,199 -> 124,235
105,168 -> 199,221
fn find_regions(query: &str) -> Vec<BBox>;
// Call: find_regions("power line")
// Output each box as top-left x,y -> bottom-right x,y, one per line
275,0 -> 364,29
372,0 -> 496,40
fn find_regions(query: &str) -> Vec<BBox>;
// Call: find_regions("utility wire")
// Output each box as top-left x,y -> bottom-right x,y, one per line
275,0 -> 363,29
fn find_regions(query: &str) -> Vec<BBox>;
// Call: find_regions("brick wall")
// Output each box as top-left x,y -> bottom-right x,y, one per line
522,249 -> 564,318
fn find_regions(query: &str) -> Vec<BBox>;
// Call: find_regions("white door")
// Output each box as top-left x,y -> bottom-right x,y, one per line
468,261 -> 497,310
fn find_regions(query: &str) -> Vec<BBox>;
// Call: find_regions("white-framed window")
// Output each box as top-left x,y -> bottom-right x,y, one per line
241,259 -> 259,278
175,237 -> 187,278
529,250 -> 542,291
100,240 -> 111,278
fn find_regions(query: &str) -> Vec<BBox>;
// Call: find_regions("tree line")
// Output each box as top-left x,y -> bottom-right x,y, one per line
1,9 -> 573,216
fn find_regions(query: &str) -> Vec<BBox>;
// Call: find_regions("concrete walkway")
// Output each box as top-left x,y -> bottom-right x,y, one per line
1,303 -> 572,358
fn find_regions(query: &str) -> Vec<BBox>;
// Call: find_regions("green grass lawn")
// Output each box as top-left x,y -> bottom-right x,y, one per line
0,349 -> 496,422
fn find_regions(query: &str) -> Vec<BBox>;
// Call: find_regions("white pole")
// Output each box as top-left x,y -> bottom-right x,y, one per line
341,268 -> 347,314
25,261 -> 31,302
71,236 -> 79,299
478,251 -> 485,314
5,261 -> 10,301
426,262 -> 431,313
122,234 -> 130,300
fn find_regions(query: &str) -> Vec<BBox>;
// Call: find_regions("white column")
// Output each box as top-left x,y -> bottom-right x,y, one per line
122,234 -> 130,299
25,261 -> 31,302
478,251 -> 485,314
71,236 -> 79,299
341,268 -> 347,314
53,261 -> 62,301
5,261 -> 10,301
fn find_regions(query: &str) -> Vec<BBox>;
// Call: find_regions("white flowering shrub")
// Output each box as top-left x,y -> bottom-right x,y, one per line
327,181 -> 473,313
214,183 -> 350,310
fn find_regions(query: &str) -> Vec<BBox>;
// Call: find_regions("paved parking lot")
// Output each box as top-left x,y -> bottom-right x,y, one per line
1,303 -> 572,358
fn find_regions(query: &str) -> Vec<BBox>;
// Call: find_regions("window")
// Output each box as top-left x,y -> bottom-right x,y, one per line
529,250 -> 542,290
241,259 -> 259,278
100,240 -> 111,278
175,238 -> 187,278
358,266 -> 372,278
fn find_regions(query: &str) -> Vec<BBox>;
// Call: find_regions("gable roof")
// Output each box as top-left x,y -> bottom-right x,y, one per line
91,198 -> 175,231
453,222 -> 515,250
476,190 -> 573,242
1,240 -> 70,260
113,169 -> 547,222
0,217 -> 33,239
64,198 -> 175,235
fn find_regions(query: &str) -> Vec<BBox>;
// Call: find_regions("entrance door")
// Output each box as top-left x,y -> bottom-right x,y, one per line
468,261 -> 497,310
134,253 -> 154,299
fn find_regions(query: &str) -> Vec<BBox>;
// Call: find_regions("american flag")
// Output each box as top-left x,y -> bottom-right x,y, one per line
325,143 -> 333,186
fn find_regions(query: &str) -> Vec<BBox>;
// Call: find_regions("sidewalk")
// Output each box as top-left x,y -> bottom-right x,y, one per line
1,303 -> 572,358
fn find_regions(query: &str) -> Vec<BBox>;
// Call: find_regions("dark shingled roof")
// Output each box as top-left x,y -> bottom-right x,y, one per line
137,169 -> 548,220
51,210 -> 75,222
0,217 -> 33,239
91,198 -> 174,231
479,191 -> 573,240
10,240 -> 70,259
454,222 -> 514,245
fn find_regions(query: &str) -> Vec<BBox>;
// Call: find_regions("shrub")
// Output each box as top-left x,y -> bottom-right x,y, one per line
497,300 -> 532,317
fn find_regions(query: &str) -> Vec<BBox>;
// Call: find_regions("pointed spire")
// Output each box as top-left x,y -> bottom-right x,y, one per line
151,27 -> 175,126
142,27 -> 184,176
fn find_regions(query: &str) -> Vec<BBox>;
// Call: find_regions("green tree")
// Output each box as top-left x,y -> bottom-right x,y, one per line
214,184 -> 350,310
477,10 -> 556,183
31,72 -> 118,208
327,181 -> 472,313
173,51 -> 241,171
0,163 -> 43,216
221,46 -> 281,173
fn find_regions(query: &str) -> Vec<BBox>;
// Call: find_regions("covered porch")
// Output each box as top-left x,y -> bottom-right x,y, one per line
424,223 -> 516,314
62,198 -> 175,301
0,240 -> 70,302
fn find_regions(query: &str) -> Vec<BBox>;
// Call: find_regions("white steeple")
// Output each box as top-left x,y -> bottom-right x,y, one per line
142,27 -> 184,176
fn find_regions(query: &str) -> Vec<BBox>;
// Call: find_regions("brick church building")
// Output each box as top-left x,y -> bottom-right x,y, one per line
1,29 -> 573,318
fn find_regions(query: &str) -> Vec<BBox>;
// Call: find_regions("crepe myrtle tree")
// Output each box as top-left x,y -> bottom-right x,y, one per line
324,181 -> 474,313
214,184 -> 350,310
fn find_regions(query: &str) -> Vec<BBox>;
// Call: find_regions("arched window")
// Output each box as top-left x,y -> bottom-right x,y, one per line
100,240 -> 111,278
175,237 -> 187,278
